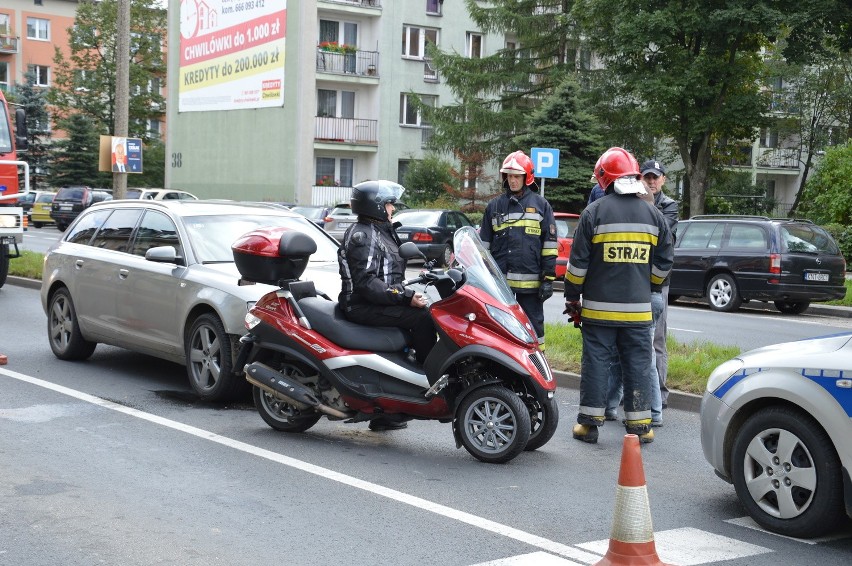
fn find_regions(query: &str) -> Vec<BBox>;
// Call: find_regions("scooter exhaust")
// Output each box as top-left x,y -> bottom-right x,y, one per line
244,361 -> 351,419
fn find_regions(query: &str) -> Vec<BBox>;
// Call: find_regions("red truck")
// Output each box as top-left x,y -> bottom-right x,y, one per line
0,88 -> 29,288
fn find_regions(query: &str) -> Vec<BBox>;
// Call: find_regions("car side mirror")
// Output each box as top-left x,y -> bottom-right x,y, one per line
145,245 -> 183,265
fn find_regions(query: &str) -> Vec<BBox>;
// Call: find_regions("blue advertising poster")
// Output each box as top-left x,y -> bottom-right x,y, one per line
126,138 -> 143,173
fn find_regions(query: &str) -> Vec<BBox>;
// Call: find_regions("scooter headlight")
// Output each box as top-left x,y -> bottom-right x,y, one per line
486,304 -> 535,344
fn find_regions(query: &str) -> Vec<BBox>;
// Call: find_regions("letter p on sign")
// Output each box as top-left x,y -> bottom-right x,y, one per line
531,148 -> 559,179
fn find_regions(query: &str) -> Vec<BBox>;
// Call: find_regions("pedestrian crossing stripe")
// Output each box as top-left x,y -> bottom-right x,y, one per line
724,516 -> 852,545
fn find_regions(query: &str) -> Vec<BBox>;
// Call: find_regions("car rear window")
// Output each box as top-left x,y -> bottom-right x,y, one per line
36,193 -> 56,203
555,218 -> 578,239
394,210 -> 440,225
725,225 -> 767,249
781,224 -> 839,254
56,187 -> 87,201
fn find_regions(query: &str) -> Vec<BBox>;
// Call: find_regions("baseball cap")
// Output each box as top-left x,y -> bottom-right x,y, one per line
641,160 -> 666,176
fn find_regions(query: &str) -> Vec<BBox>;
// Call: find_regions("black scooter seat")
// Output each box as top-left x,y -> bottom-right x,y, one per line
298,297 -> 409,353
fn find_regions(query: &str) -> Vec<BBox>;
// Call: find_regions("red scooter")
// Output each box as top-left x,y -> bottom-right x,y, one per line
232,226 -> 558,463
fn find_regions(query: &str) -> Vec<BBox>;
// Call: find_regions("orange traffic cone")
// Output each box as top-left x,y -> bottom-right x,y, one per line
594,434 -> 673,566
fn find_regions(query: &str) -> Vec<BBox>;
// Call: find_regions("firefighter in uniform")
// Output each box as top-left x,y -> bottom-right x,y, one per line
480,151 -> 558,350
564,147 -> 673,444
338,180 -> 437,431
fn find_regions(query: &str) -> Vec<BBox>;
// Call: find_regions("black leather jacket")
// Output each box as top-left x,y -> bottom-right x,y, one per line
338,218 -> 413,310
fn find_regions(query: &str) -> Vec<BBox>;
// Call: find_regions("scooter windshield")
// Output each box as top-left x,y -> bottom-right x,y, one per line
452,226 -> 517,306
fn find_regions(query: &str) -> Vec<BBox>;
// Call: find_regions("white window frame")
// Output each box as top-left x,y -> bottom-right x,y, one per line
399,93 -> 436,127
466,32 -> 483,59
402,25 -> 438,59
28,65 -> 50,87
26,17 -> 50,41
426,0 -> 442,15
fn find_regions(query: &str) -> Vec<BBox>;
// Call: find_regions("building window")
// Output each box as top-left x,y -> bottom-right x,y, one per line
402,26 -> 438,59
318,89 -> 337,117
148,119 -> 161,138
398,160 -> 411,184
466,33 -> 482,59
26,17 -> 50,41
760,128 -> 778,149
316,157 -> 335,185
400,93 -> 436,127
426,0 -> 442,15
0,14 -> 10,35
28,65 -> 50,87
33,112 -> 51,133
0,62 -> 8,91
339,159 -> 353,187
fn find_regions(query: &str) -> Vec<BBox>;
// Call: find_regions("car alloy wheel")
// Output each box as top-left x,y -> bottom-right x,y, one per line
185,313 -> 243,402
706,273 -> 742,312
47,287 -> 97,360
731,406 -> 844,538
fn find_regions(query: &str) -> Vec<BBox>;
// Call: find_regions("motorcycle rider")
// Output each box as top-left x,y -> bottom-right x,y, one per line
480,151 -> 558,350
338,180 -> 437,431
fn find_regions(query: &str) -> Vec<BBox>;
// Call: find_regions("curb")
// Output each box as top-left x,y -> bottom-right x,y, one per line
554,370 -> 703,414
6,275 -> 42,290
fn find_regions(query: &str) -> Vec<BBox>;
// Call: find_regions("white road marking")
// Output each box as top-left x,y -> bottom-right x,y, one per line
0,368 -> 596,565
470,551 -> 582,565
669,326 -> 702,333
725,516 -> 852,544
577,527 -> 772,565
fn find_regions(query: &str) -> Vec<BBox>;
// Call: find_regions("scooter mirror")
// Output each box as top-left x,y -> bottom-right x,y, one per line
399,241 -> 426,260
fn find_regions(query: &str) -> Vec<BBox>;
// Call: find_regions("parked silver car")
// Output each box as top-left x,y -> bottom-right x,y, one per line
700,333 -> 852,537
41,200 -> 341,401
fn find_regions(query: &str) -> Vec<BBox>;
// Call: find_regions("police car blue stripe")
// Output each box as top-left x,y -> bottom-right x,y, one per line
801,369 -> 852,416
712,368 -> 764,400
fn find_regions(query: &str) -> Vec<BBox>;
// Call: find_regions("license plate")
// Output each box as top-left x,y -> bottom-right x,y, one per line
59,204 -> 72,211
804,272 -> 829,282
338,222 -> 351,229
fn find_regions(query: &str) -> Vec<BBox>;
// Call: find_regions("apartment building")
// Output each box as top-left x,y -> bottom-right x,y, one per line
0,0 -> 76,132
166,0 -> 501,204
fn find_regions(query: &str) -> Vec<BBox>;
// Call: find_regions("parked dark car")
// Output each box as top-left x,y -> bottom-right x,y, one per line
670,215 -> 846,313
393,208 -> 475,266
50,186 -> 113,231
290,204 -> 332,227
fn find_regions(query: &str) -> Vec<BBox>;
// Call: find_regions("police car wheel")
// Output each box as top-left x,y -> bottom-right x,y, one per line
730,405 -> 844,538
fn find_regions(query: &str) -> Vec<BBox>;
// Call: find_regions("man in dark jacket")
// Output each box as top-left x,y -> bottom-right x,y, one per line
640,159 -> 679,409
564,148 -> 673,444
480,151 -> 558,350
338,180 -> 436,430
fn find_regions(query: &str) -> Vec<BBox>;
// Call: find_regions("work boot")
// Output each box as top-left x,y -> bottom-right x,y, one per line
572,424 -> 599,444
369,418 -> 408,432
638,429 -> 655,444
604,410 -> 618,421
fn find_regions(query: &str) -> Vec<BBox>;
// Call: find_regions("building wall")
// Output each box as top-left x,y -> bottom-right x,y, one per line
165,0 -> 500,204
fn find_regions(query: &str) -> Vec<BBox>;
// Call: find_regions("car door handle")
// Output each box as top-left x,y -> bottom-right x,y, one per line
75,259 -> 84,269
119,269 -> 129,279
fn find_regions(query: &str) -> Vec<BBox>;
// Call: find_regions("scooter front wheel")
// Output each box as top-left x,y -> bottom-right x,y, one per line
523,395 -> 559,452
253,386 -> 322,433
457,386 -> 530,464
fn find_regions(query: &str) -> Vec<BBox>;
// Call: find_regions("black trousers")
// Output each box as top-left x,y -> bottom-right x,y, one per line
345,304 -> 437,364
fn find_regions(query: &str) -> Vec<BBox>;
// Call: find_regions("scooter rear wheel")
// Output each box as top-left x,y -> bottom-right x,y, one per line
457,386 -> 530,464
253,386 -> 322,433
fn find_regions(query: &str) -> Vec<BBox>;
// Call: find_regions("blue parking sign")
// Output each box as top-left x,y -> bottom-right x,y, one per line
531,148 -> 559,179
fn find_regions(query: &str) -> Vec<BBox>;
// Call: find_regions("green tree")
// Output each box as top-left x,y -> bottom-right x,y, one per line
51,114 -> 110,188
424,1 -> 581,187
796,142 -> 852,224
48,0 -> 166,141
512,76 -> 605,211
572,0 -> 789,217
15,71 -> 53,189
128,140 -> 165,189
402,155 -> 456,205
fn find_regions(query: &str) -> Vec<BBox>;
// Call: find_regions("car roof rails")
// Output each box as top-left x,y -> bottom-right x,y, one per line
689,214 -> 770,220
771,217 -> 814,224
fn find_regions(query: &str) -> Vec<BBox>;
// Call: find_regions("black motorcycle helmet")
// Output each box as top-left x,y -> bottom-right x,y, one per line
350,180 -> 405,221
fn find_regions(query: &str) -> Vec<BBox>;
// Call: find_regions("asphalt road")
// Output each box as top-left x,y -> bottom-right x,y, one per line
1,283 -> 850,565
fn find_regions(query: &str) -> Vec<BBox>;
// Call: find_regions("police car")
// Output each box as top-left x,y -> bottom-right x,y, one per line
700,333 -> 852,537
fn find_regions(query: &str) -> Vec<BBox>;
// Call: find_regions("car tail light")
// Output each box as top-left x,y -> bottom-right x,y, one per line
323,217 -> 332,223
412,233 -> 433,243
768,252 -> 780,284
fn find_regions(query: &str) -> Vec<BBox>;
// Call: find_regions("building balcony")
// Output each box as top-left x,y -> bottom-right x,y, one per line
723,146 -> 801,172
0,34 -> 19,54
315,116 -> 378,146
318,0 -> 382,13
316,49 -> 379,78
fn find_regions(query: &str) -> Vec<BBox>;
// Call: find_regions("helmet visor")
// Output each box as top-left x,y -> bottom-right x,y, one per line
375,180 -> 405,203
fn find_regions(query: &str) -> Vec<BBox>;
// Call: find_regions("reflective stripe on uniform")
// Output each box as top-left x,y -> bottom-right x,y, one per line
579,405 -> 607,417
581,299 -> 652,322
592,231 -> 659,245
507,271 -> 542,289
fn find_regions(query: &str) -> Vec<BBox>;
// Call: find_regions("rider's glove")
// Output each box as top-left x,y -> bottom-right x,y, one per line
538,281 -> 554,302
